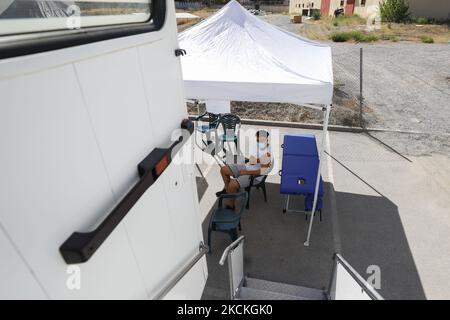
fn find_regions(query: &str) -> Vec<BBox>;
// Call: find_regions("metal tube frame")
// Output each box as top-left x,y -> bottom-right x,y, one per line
283,194 -> 322,220
304,104 -> 331,246
326,253 -> 384,300
219,235 -> 245,300
154,241 -> 209,300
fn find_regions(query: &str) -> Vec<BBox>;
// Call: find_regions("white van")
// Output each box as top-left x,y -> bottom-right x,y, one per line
0,0 -> 206,299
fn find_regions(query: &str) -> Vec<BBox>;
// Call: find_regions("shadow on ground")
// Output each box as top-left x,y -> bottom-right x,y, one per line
335,189 -> 426,300
199,179 -> 426,300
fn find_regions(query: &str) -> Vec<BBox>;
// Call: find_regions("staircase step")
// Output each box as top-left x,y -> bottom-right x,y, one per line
245,277 -> 326,300
238,287 -> 305,300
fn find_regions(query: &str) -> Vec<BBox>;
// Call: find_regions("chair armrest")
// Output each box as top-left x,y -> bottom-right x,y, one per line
194,112 -> 208,121
249,175 -> 267,187
218,192 -> 247,210
210,118 -> 220,128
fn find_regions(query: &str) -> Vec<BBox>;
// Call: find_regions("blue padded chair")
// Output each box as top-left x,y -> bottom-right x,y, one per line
207,192 -> 248,253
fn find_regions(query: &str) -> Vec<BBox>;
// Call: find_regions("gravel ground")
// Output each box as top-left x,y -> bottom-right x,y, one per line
259,13 -> 305,34
331,42 -> 450,156
263,15 -> 450,156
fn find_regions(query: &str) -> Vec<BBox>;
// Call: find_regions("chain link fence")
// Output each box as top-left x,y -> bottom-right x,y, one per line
331,45 -> 365,128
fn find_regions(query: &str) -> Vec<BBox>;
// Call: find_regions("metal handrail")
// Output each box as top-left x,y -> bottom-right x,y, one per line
219,235 -> 245,300
154,242 -> 209,300
329,253 -> 384,300
219,235 -> 245,266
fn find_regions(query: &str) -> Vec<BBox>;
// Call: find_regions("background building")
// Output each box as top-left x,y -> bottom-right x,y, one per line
319,0 -> 379,17
289,0 -> 322,16
290,0 -> 450,21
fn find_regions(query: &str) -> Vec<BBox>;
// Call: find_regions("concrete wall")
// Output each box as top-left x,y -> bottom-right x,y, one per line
354,0 -> 381,18
353,0 -> 450,21
408,0 -> 450,21
289,0 -> 322,15
328,0 -> 345,16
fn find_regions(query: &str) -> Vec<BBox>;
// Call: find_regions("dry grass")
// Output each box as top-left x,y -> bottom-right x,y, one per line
373,23 -> 449,43
187,96 -> 374,128
176,9 -> 216,32
300,15 -> 450,43
299,15 -> 367,40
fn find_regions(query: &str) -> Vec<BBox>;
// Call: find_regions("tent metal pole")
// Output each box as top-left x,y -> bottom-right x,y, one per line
304,104 -> 331,247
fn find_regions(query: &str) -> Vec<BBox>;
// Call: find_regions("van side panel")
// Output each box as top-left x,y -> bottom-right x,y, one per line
0,0 -> 205,299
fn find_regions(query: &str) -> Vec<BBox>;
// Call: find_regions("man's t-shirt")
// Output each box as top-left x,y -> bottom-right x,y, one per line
245,144 -> 273,175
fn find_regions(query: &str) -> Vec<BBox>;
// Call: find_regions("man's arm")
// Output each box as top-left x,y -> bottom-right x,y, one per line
239,168 -> 261,176
239,152 -> 271,176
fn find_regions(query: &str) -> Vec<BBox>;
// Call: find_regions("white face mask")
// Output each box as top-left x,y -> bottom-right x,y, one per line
257,142 -> 267,150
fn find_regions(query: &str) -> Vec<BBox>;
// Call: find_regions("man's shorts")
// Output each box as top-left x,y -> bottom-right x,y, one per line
227,164 -> 253,189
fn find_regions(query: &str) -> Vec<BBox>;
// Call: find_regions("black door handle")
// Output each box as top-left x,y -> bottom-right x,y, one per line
59,127 -> 190,264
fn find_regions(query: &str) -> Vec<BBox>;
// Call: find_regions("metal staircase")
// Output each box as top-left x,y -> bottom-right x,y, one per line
238,277 -> 326,300
218,236 -> 383,301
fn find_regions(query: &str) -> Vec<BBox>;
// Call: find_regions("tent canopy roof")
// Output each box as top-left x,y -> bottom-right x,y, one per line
179,0 -> 333,105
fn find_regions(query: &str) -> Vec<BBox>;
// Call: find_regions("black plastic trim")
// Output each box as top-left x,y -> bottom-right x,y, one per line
0,0 -> 166,60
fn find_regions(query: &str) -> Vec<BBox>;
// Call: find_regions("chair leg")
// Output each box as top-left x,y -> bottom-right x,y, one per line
229,228 -> 238,242
245,188 -> 251,209
262,182 -> 268,202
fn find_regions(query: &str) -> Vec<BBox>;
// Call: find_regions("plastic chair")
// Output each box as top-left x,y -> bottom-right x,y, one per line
244,175 -> 268,209
194,112 -> 220,152
218,114 -> 241,160
207,192 -> 248,253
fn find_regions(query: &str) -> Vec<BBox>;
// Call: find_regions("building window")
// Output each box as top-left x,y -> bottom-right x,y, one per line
0,0 -> 153,36
361,0 -> 366,6
340,0 -> 345,6
311,3 -> 314,8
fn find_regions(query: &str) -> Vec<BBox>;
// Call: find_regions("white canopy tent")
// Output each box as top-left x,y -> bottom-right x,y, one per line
179,0 -> 334,246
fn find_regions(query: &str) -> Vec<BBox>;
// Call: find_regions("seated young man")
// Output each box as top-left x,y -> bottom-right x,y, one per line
216,130 -> 272,209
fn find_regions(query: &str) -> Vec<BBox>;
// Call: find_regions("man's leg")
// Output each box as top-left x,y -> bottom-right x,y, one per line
220,165 -> 233,190
226,180 -> 240,208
